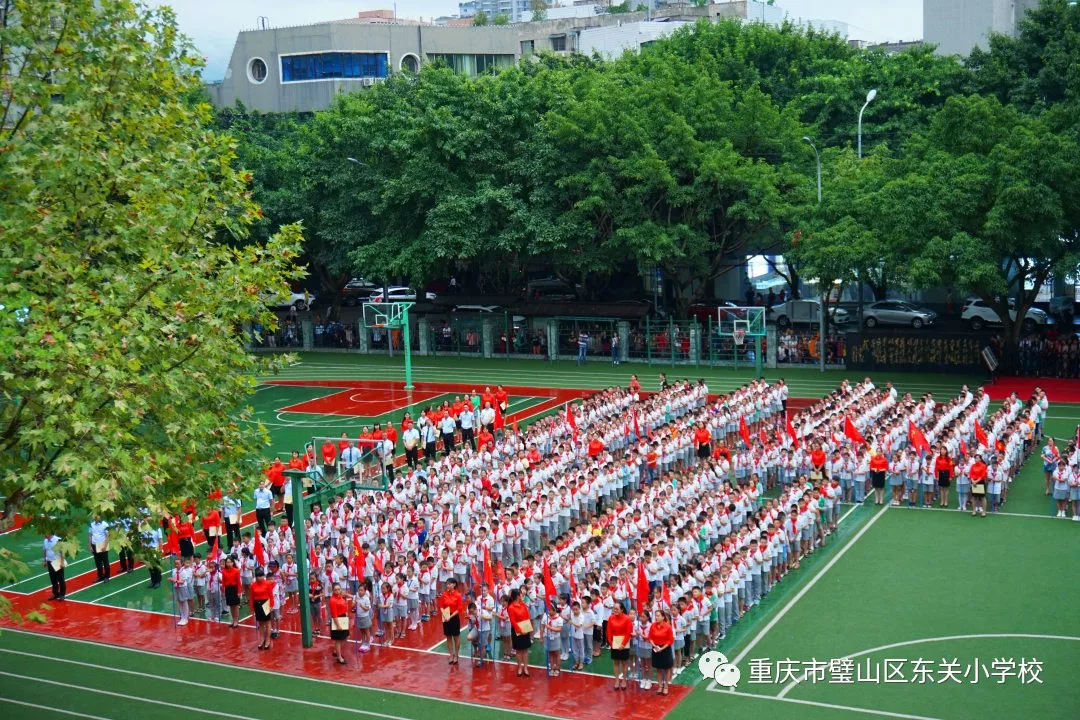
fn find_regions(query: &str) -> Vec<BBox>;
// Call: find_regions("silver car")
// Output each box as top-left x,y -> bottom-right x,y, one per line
862,300 -> 937,329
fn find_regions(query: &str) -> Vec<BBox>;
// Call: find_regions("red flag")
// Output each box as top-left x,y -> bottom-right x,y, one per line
844,416 -> 865,445
542,557 -> 557,606
308,544 -> 319,573
209,539 -> 221,564
636,561 -> 649,615
786,418 -> 799,448
494,401 -> 505,431
483,546 -> 494,588
776,428 -> 786,447
960,439 -> 969,456
253,529 -> 266,567
162,528 -> 180,556
496,561 -> 507,584
569,571 -> 578,601
975,422 -> 988,448
471,561 -> 482,588
565,403 -> 578,445
373,552 -> 384,576
908,420 -> 930,455
633,409 -> 641,439
661,582 -> 671,609
759,428 -> 768,446
739,416 -> 751,448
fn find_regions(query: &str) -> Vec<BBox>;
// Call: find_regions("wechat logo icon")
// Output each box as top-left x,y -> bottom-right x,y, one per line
699,650 -> 741,689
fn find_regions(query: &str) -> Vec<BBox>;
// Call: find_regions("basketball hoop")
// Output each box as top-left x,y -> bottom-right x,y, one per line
733,329 -> 747,346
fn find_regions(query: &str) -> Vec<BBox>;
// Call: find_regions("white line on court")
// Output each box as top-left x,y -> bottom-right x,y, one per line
714,501 -> 890,683
0,698 -> 110,720
709,688 -> 946,720
0,671 -> 238,718
1,555 -> 95,591
891,505 -> 1062,521
776,633 -> 1080,699
0,632 -> 569,720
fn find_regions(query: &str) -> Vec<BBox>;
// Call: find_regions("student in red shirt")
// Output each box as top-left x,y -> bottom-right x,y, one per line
606,602 -> 634,689
587,436 -> 604,458
249,567 -> 275,650
437,578 -> 465,665
477,428 -> 494,451
221,556 -> 242,628
869,450 -> 888,506
648,609 -> 676,695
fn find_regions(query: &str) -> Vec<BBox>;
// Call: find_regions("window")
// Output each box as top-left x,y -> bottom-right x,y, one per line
400,54 -> 419,73
550,34 -> 567,52
280,52 -> 389,82
520,40 -> 535,56
427,53 -> 513,76
247,57 -> 267,84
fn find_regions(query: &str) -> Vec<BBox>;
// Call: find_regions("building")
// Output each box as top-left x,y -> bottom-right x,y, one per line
923,0 -> 1040,56
205,2 -> 850,113
459,0 -> 537,23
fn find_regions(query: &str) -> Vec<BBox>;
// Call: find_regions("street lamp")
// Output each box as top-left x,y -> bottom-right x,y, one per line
802,136 -> 821,204
857,88 -> 877,159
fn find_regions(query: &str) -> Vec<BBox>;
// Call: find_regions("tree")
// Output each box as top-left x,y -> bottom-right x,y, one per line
530,0 -> 548,21
0,0 -> 303,619
492,13 -> 510,26
882,95 -> 1079,367
544,52 -> 804,318
473,10 -> 489,26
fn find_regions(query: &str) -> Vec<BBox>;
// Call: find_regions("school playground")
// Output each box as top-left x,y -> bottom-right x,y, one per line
2,354 -> 1079,720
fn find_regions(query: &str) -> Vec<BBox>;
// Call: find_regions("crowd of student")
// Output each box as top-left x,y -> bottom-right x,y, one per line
46,376 -> 1074,690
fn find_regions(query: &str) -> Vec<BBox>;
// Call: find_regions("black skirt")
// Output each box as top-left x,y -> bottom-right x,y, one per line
652,646 -> 674,670
871,470 -> 886,489
225,586 -> 241,607
179,538 -> 194,558
611,647 -> 630,661
443,614 -> 461,637
512,631 -> 532,651
937,470 -> 951,488
253,601 -> 271,623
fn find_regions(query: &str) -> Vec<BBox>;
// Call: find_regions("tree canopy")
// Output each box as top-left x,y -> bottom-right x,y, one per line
0,0 -> 302,619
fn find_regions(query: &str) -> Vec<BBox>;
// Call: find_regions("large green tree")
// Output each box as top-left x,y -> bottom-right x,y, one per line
0,0 -> 302,617
881,95 -> 1079,364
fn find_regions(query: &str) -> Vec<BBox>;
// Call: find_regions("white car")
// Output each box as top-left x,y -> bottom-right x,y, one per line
369,286 -> 436,303
768,299 -> 849,328
961,298 -> 1051,331
263,289 -> 314,311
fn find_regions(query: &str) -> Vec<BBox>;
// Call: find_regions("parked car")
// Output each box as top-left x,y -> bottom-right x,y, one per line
768,299 -> 849,328
961,298 -> 1052,331
369,286 -> 437,303
861,300 -> 938,329
341,277 -> 380,305
687,301 -> 746,325
263,289 -> 314,311
524,278 -> 578,302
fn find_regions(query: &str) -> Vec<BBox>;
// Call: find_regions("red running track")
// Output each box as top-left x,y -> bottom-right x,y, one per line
1,592 -> 689,720
981,377 -> 1080,403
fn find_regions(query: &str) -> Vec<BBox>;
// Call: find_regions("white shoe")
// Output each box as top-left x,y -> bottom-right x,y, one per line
176,619 -> 188,626
1072,515 -> 1079,522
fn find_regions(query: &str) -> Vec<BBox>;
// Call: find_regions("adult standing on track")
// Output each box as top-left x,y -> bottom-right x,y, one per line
88,516 -> 110,584
438,578 -> 465,665
648,609 -> 675,696
403,421 -> 420,469
969,453 -> 988,518
606,602 -> 633,690
43,533 -> 66,601
328,583 -> 353,665
250,567 -> 275,649
507,588 -> 533,677
254,480 -> 274,534
223,491 -> 243,548
222,555 -> 242,628
934,446 -> 954,508
869,450 -> 888,506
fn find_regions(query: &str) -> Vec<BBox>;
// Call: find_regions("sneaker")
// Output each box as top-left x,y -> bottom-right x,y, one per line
407,623 -> 418,631
177,619 -> 188,626
359,644 -> 371,653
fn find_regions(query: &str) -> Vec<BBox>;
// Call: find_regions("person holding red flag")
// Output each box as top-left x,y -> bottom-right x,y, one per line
606,602 -> 633,690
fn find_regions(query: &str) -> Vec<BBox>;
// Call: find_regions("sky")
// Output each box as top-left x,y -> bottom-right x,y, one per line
153,0 -> 924,81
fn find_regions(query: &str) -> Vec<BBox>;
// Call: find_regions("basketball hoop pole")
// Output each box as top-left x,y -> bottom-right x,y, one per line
402,305 -> 413,389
